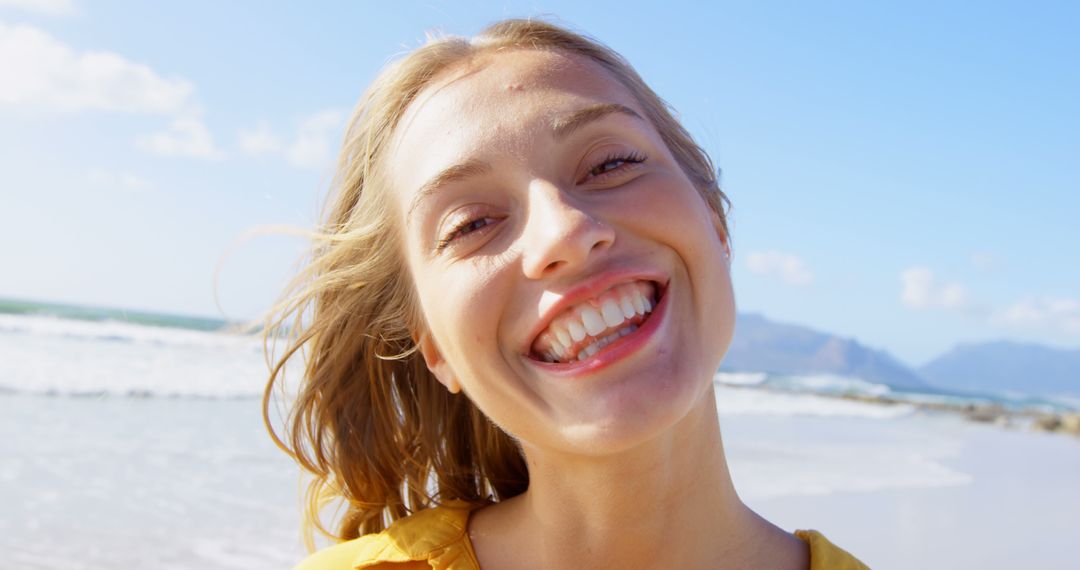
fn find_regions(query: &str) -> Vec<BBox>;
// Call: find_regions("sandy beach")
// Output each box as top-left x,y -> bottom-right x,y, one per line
720,400 -> 1080,568
0,395 -> 306,569
2,312 -> 1077,569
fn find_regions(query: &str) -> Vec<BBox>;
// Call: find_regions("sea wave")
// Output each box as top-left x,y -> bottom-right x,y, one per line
0,314 -> 1044,418
1048,394 -> 1080,411
713,371 -> 768,386
0,314 -> 303,398
772,373 -> 893,397
716,370 -> 894,398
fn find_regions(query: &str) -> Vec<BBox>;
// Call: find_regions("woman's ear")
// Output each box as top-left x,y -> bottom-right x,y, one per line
415,331 -> 462,394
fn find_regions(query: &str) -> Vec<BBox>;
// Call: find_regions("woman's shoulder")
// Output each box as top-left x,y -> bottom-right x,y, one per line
294,501 -> 480,570
794,529 -> 871,570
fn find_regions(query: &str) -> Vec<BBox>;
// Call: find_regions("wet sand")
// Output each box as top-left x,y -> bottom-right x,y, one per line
3,389 -> 1077,569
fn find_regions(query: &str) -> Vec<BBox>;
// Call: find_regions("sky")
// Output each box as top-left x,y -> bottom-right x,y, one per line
1,0 -> 1077,366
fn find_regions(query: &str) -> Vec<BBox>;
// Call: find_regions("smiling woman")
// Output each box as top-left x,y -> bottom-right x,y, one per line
263,18 -> 867,570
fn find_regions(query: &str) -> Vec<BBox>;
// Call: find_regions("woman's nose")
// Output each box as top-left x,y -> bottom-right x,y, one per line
520,182 -> 615,279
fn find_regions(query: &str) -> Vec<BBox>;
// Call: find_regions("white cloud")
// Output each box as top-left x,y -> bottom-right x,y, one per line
86,168 -> 153,192
237,120 -> 283,155
900,267 -> 972,311
0,21 -> 193,114
900,267 -> 1078,338
0,21 -> 224,161
236,109 -> 347,170
0,0 -> 75,17
970,251 -> 1003,272
286,109 -> 346,169
745,250 -> 814,286
136,115 -> 224,160
996,296 -> 1080,336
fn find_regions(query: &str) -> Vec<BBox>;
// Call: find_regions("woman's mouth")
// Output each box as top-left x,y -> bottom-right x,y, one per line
529,280 -> 663,364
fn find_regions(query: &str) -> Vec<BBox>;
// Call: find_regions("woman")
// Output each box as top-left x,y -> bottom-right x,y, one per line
265,18 -> 869,570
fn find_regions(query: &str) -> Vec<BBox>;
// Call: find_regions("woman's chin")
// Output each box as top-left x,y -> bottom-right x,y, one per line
530,365 -> 716,457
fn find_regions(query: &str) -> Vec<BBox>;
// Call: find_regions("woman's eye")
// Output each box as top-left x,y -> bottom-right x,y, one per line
587,152 -> 647,180
436,216 -> 496,251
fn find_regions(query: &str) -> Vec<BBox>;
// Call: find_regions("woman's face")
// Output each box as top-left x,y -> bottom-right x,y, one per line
389,49 -> 735,456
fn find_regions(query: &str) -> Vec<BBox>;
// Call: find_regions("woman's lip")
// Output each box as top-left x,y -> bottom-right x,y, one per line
525,282 -> 669,377
523,268 -> 670,356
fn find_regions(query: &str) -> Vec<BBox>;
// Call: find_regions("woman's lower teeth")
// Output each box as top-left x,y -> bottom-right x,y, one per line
551,323 -> 639,363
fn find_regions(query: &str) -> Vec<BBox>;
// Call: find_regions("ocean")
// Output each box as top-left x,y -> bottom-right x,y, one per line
2,298 -> 1077,568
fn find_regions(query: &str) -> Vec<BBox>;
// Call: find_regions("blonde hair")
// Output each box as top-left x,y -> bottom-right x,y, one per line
263,18 -> 731,546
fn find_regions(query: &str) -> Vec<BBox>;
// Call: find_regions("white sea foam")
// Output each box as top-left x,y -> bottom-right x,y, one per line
715,384 -> 915,419
0,314 -> 301,398
776,373 -> 893,397
1049,394 -> 1080,410
714,371 -> 768,386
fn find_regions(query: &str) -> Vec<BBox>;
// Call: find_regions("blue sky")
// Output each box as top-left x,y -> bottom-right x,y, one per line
1,0 -> 1077,365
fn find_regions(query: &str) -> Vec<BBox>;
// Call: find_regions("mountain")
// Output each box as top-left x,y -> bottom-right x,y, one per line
919,341 -> 1080,398
721,313 -> 929,390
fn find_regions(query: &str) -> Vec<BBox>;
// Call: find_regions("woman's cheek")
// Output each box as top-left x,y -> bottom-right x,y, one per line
441,270 -> 507,366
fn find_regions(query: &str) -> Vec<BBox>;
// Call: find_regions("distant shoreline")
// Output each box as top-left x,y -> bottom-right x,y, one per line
731,383 -> 1080,438
0,296 -> 243,332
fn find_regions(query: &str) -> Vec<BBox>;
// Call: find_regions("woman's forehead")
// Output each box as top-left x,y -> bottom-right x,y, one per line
405,49 -> 633,125
386,49 -> 643,203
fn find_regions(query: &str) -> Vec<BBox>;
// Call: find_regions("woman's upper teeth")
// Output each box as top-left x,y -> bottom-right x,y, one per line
533,281 -> 656,363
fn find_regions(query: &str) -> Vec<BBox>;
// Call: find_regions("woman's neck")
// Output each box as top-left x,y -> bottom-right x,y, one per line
468,389 -> 809,569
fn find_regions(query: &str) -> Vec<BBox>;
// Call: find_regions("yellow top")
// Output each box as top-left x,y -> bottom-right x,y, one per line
296,501 -> 870,570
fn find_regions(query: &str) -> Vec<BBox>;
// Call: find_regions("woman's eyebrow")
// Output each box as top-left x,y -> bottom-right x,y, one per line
551,102 -> 644,140
408,158 -> 491,223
